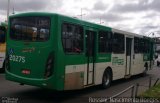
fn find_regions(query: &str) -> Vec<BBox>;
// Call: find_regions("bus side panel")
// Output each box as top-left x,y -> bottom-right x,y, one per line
111,54 -> 126,80
132,54 -> 144,75
63,54 -> 86,90
94,54 -> 112,85
54,15 -> 66,90
57,16 -> 87,90
94,62 -> 112,85
64,64 -> 85,90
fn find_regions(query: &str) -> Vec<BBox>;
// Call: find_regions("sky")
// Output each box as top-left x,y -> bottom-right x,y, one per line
0,0 -> 160,36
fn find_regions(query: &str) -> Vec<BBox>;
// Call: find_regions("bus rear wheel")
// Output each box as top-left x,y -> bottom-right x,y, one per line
101,69 -> 112,89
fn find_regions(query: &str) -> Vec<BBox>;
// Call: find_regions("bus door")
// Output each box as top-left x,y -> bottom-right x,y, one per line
125,37 -> 133,76
84,30 -> 96,85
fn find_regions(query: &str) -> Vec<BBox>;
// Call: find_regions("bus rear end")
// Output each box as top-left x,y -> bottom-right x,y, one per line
6,14 -> 58,89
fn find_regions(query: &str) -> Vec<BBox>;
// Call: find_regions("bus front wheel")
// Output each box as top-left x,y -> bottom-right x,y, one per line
101,69 -> 112,89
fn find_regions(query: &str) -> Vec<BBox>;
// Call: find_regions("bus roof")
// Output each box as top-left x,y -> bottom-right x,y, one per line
112,28 -> 144,38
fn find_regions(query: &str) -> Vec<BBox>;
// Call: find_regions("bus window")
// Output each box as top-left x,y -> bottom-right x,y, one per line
10,17 -> 50,41
112,33 -> 124,53
139,38 -> 145,53
134,37 -> 140,53
143,39 -> 150,53
62,23 -> 83,53
40,28 -> 49,40
98,30 -> 112,53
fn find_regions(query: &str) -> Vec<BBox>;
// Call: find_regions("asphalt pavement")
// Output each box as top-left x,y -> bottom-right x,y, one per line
0,66 -> 160,103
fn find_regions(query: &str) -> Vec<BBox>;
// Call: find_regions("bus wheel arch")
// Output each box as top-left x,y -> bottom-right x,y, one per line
101,67 -> 112,89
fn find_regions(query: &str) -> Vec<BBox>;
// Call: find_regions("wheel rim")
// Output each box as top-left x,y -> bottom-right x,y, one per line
104,73 -> 110,86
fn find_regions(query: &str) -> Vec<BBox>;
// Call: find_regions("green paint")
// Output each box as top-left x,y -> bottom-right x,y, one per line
112,57 -> 124,65
5,12 -> 112,90
6,12 -> 155,91
97,53 -> 111,62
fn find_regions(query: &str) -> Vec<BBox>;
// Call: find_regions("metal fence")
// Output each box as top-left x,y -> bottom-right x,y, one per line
108,76 -> 160,100
135,77 -> 160,97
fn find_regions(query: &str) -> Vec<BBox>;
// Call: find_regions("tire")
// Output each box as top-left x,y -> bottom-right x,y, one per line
101,69 -> 112,89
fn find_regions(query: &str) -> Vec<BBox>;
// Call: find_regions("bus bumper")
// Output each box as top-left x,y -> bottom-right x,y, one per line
5,70 -> 57,90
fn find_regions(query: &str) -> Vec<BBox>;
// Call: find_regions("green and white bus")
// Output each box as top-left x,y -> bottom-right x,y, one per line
6,12 -> 154,90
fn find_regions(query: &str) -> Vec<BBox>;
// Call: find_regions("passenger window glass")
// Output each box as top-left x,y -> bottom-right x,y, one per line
10,17 -> 50,41
98,31 -> 112,53
62,23 -> 83,54
112,33 -> 124,53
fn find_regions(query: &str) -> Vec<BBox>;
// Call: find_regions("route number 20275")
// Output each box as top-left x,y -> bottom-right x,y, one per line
9,55 -> 25,63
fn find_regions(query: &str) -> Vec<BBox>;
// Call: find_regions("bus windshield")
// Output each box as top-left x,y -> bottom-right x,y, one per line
10,17 -> 50,41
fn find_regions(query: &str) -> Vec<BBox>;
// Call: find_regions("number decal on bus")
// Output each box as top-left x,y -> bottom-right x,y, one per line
9,55 -> 25,63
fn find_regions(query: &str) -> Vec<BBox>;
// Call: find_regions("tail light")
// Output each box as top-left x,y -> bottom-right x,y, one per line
44,52 -> 54,78
22,69 -> 31,75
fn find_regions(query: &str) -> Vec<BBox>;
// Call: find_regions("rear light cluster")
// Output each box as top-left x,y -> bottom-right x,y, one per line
22,69 -> 30,75
44,52 -> 54,78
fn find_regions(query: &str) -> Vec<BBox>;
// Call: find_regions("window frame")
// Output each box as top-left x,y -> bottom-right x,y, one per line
98,30 -> 113,54
143,39 -> 150,53
134,37 -> 150,54
112,32 -> 125,54
10,16 -> 51,42
61,22 -> 84,54
134,37 -> 141,53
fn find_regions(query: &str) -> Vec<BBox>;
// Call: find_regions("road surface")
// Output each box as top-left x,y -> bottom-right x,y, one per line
0,66 -> 160,103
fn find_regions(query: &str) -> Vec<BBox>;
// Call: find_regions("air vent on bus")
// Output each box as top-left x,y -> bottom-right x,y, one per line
44,52 -> 54,78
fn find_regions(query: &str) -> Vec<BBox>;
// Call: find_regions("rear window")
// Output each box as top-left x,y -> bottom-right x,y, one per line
10,17 -> 50,41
